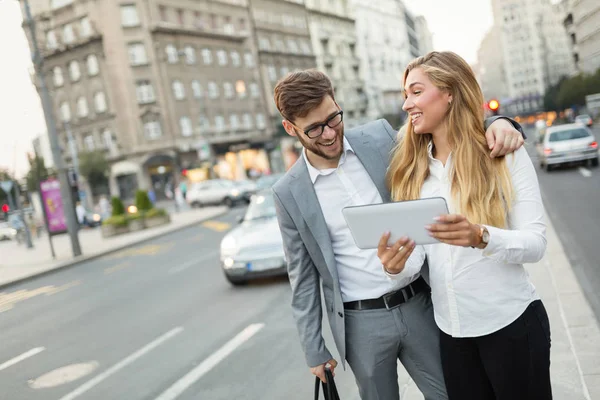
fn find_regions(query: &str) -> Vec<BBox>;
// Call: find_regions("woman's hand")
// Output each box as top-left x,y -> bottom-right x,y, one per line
426,214 -> 480,247
377,233 -> 416,275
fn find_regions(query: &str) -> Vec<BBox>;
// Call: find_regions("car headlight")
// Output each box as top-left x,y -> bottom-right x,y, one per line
230,189 -> 240,196
92,214 -> 101,222
9,228 -> 17,236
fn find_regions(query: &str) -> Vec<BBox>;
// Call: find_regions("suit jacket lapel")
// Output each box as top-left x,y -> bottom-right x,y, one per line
289,163 -> 339,281
346,131 -> 392,203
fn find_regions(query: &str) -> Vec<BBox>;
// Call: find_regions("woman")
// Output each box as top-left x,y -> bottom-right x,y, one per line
378,51 -> 551,400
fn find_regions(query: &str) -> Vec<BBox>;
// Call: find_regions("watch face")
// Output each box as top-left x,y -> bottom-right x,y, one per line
483,231 -> 490,243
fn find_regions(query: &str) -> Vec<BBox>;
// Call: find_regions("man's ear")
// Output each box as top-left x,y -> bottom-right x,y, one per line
282,120 -> 298,137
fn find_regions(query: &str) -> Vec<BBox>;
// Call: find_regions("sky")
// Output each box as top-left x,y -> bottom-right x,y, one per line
0,0 -> 494,179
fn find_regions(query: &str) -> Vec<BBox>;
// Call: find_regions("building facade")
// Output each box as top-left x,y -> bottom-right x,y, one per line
414,15 -> 434,55
305,0 -> 368,128
22,0 -> 274,201
476,25 -> 509,103
564,0 -> 600,74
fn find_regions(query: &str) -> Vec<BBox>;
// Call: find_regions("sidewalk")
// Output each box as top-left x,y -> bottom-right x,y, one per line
0,206 -> 228,289
396,211 -> 600,400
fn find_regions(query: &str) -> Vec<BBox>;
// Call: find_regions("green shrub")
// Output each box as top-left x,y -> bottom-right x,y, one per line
135,190 -> 153,212
145,208 -> 167,218
102,215 -> 128,227
111,197 -> 125,216
126,212 -> 144,221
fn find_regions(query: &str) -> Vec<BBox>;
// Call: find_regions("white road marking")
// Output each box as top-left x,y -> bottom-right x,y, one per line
154,323 -> 265,400
58,327 -> 183,400
168,251 -> 219,274
578,167 -> 592,177
0,347 -> 45,372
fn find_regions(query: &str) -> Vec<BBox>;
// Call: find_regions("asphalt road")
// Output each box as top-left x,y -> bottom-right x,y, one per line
0,207 -> 368,400
525,125 -> 600,321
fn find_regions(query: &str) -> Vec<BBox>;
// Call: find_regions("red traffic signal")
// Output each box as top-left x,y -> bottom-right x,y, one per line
488,99 -> 500,111
1,204 -> 9,213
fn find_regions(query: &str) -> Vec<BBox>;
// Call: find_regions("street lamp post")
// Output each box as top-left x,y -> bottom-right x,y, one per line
21,0 -> 82,256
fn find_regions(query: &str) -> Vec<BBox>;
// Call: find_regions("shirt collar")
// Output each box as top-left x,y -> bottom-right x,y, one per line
303,136 -> 355,184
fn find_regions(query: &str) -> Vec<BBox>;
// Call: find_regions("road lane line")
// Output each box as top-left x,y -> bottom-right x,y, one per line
578,167 -> 592,177
104,262 -> 131,275
154,323 -> 265,400
201,220 -> 231,232
168,251 -> 219,274
58,327 -> 184,400
0,347 -> 45,372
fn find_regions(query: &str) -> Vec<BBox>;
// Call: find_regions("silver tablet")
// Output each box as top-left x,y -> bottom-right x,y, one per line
342,197 -> 449,249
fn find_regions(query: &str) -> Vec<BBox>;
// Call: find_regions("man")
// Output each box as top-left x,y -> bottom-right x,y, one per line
272,70 -> 524,399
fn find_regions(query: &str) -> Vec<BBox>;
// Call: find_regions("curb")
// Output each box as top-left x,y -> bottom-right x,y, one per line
0,208 -> 228,290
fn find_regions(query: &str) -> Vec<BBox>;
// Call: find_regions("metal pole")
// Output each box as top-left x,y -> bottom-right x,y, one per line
22,0 -> 82,256
14,183 -> 34,248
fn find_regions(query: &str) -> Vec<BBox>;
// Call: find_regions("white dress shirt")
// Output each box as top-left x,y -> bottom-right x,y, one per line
304,137 -> 420,302
389,145 -> 547,337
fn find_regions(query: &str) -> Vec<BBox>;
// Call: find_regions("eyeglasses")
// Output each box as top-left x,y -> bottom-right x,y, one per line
298,110 -> 344,139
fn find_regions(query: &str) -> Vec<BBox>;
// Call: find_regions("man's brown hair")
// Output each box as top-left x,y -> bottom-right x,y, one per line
273,69 -> 335,123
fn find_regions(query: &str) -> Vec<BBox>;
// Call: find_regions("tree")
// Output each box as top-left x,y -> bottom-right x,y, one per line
135,190 -> 153,212
25,154 -> 51,192
543,77 -> 566,112
111,196 -> 125,216
79,150 -> 109,194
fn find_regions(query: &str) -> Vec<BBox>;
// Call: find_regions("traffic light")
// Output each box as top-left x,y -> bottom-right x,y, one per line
488,99 -> 500,115
1,204 -> 8,213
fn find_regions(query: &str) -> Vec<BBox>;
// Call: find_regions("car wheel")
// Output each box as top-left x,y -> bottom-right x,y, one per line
191,201 -> 202,208
545,163 -> 553,172
591,158 -> 599,167
225,274 -> 247,286
224,197 -> 234,208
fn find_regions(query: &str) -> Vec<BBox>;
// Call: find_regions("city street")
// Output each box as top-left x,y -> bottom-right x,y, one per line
525,125 -> 600,321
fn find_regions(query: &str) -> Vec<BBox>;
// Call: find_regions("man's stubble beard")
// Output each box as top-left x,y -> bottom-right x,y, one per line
299,127 -> 345,161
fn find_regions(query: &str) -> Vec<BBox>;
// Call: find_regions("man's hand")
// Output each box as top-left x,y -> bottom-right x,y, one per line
377,233 -> 415,275
485,118 -> 524,158
311,359 -> 338,383
426,214 -> 479,247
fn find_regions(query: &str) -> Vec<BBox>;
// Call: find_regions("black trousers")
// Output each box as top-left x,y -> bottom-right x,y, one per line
439,300 -> 552,400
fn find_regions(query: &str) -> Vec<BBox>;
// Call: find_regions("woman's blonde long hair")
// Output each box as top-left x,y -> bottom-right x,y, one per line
387,51 -> 513,228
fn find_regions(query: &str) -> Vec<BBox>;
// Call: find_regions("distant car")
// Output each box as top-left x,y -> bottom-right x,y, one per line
537,123 -> 599,171
0,222 -> 17,241
186,179 -> 246,208
232,179 -> 258,203
575,114 -> 593,127
254,173 -> 285,191
219,190 -> 287,285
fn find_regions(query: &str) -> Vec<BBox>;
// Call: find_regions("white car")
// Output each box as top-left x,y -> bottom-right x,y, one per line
537,123 -> 599,171
0,222 -> 17,241
186,179 -> 246,208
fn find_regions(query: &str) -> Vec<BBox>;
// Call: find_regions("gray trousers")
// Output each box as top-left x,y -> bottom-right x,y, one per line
344,290 -> 449,400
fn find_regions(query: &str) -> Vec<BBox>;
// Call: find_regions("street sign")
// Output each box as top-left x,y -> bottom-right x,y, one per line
0,180 -> 14,194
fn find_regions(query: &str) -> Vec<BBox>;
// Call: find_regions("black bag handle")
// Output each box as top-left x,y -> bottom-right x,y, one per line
314,368 -> 341,400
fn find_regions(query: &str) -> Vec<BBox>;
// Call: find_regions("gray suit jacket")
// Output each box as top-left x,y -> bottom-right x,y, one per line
272,119 -> 397,368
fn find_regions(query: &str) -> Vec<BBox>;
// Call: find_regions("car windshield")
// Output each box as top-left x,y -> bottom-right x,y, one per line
255,174 -> 283,190
549,128 -> 591,142
576,115 -> 589,120
244,193 -> 277,221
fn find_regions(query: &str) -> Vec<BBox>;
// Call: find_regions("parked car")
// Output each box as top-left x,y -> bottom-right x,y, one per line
219,190 -> 287,285
537,123 -> 599,171
254,173 -> 285,191
575,114 -> 593,127
232,179 -> 258,203
186,179 -> 246,208
0,222 -> 17,241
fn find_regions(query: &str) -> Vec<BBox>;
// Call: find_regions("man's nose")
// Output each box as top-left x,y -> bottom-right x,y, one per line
321,125 -> 336,139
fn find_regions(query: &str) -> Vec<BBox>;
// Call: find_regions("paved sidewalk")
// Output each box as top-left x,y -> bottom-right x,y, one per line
334,212 -> 600,400
0,206 -> 228,289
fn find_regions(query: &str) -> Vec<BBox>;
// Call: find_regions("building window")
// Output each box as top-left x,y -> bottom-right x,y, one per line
191,80 -> 203,99
144,121 -> 162,140
102,129 -> 114,150
184,46 -> 196,64
239,18 -> 247,32
121,5 -> 140,28
199,115 -> 210,131
267,65 -> 277,82
128,43 -> 148,65
301,41 -> 311,55
259,37 -> 270,51
236,80 -> 246,98
214,115 -> 225,132
60,102 -> 71,122
243,113 -> 252,129
229,114 -> 239,130
84,134 -> 95,151
177,8 -> 185,25
217,50 -> 228,66
208,81 -> 219,98
77,96 -> 89,117
53,67 -> 64,87
46,31 -> 57,50
51,0 -> 73,10
256,113 -> 266,129
159,5 -> 167,21
136,80 -> 155,104
244,52 -> 254,68
94,92 -> 107,113
87,54 -> 99,76
172,80 -> 186,100
69,61 -> 81,81
230,51 -> 241,67
280,66 -> 289,77
166,45 -> 178,63
201,48 -> 213,65
80,18 -> 92,37
63,24 -> 75,44
223,82 -> 234,98
249,82 -> 260,98
209,13 -> 217,29
180,116 -> 193,136
287,39 -> 299,54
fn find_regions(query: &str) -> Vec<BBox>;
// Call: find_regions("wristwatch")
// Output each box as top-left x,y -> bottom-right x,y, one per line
474,225 -> 490,249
